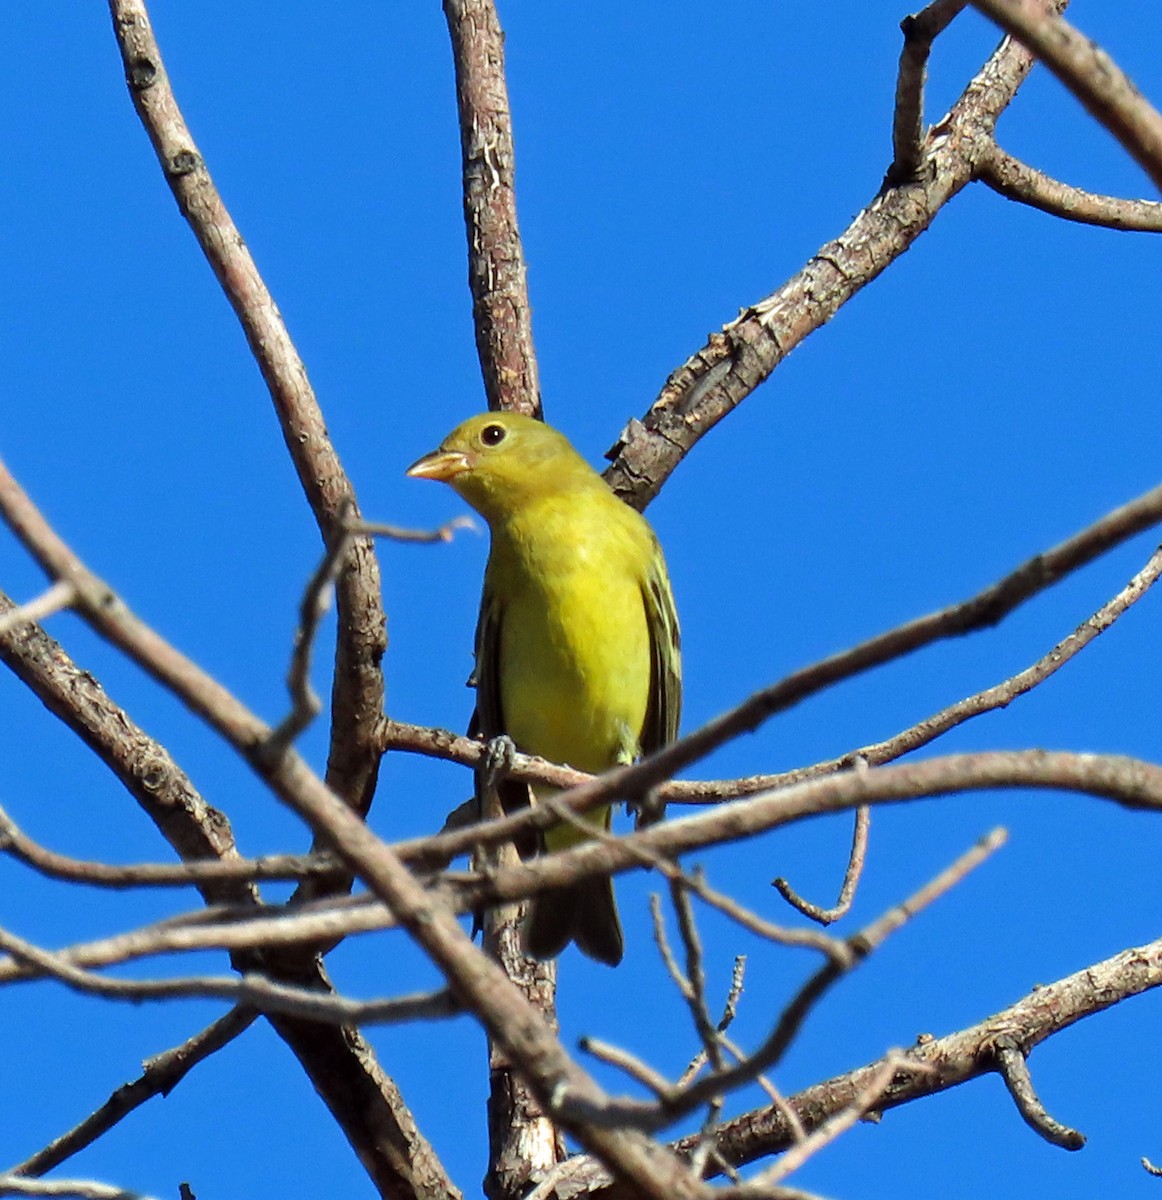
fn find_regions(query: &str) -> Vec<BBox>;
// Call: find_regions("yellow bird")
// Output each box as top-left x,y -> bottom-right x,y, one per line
407,412 -> 681,965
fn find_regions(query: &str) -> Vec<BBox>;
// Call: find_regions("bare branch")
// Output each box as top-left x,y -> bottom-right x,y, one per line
690,930 -> 1162,1178
4,426 -> 1158,1196
443,0 -> 541,415
669,882 -> 727,1081
0,803 -> 335,889
774,806 -> 870,925
663,830 -> 1004,1124
745,1052 -> 935,1189
991,1036 -> 1085,1150
269,510 -> 354,752
359,516 -> 477,545
888,1 -> 969,184
968,0 -> 1162,191
980,145 -> 1162,229
604,18 -> 1052,507
0,1178 -> 151,1200
0,594 -> 450,1197
9,1009 -> 257,1177
677,957 -> 749,1089
0,463 -> 711,1197
760,544 -> 1162,794
581,1038 -> 678,1104
105,0 -> 386,819
271,512 -> 477,753
0,582 -> 76,637
561,830 -> 1005,1135
28,738 -> 1162,978
0,925 -> 458,1026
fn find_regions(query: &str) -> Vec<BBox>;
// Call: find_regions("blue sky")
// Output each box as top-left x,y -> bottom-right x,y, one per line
3,3 -> 1162,1197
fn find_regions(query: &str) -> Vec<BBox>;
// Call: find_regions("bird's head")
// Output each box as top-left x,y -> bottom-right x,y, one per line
407,412 -> 592,523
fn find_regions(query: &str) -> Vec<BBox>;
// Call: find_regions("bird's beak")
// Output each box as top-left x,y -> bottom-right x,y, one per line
406,448 -> 473,481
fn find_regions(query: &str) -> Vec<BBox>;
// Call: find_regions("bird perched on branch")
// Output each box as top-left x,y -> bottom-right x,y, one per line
407,411 -> 681,965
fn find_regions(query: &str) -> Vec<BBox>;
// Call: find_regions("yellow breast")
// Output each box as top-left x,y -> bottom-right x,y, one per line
491,491 -> 652,776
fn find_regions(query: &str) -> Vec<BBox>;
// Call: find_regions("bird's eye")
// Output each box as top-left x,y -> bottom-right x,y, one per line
480,423 -> 507,447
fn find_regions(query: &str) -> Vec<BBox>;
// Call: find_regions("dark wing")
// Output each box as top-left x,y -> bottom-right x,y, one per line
470,569 -> 536,852
640,536 -> 682,756
470,572 -> 505,741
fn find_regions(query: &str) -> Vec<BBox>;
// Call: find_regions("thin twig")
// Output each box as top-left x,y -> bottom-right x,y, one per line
992,1036 -> 1085,1149
665,829 -> 1003,1123
0,1179 -> 152,1200
9,1008 -> 257,1177
270,512 -> 475,752
774,805 -> 870,924
772,545 -> 1162,791
678,957 -> 751,1087
580,1038 -> 677,1103
887,0 -> 969,183
980,145 -> 1162,230
0,926 -> 458,1026
0,804 -> 336,889
667,877 -> 734,1174
0,582 -> 76,637
359,516 -> 477,544
268,508 -> 355,752
745,1052 -> 935,1189
718,1032 -> 805,1144
560,830 -> 1006,1134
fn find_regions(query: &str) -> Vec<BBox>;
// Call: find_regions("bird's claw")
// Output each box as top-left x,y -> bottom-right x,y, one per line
630,787 -> 666,830
483,733 -> 517,777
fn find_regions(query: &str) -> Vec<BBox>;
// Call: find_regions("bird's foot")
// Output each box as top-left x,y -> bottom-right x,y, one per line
482,734 -> 518,795
630,786 -> 666,830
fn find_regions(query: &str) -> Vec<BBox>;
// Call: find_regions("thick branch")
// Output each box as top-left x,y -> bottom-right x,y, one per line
443,0 -> 541,415
106,0 -> 385,821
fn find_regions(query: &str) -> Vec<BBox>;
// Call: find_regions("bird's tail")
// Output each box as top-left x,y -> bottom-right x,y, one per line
522,875 -> 623,966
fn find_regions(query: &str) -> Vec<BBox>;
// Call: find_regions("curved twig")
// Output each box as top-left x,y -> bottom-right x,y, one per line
773,806 -> 870,925
979,145 -> 1162,229
991,1036 -> 1085,1150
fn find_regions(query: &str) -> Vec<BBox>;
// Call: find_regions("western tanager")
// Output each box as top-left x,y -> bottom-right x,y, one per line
407,412 -> 681,965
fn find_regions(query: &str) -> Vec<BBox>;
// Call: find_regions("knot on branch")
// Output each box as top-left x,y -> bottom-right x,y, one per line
168,149 -> 202,178
127,54 -> 157,89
